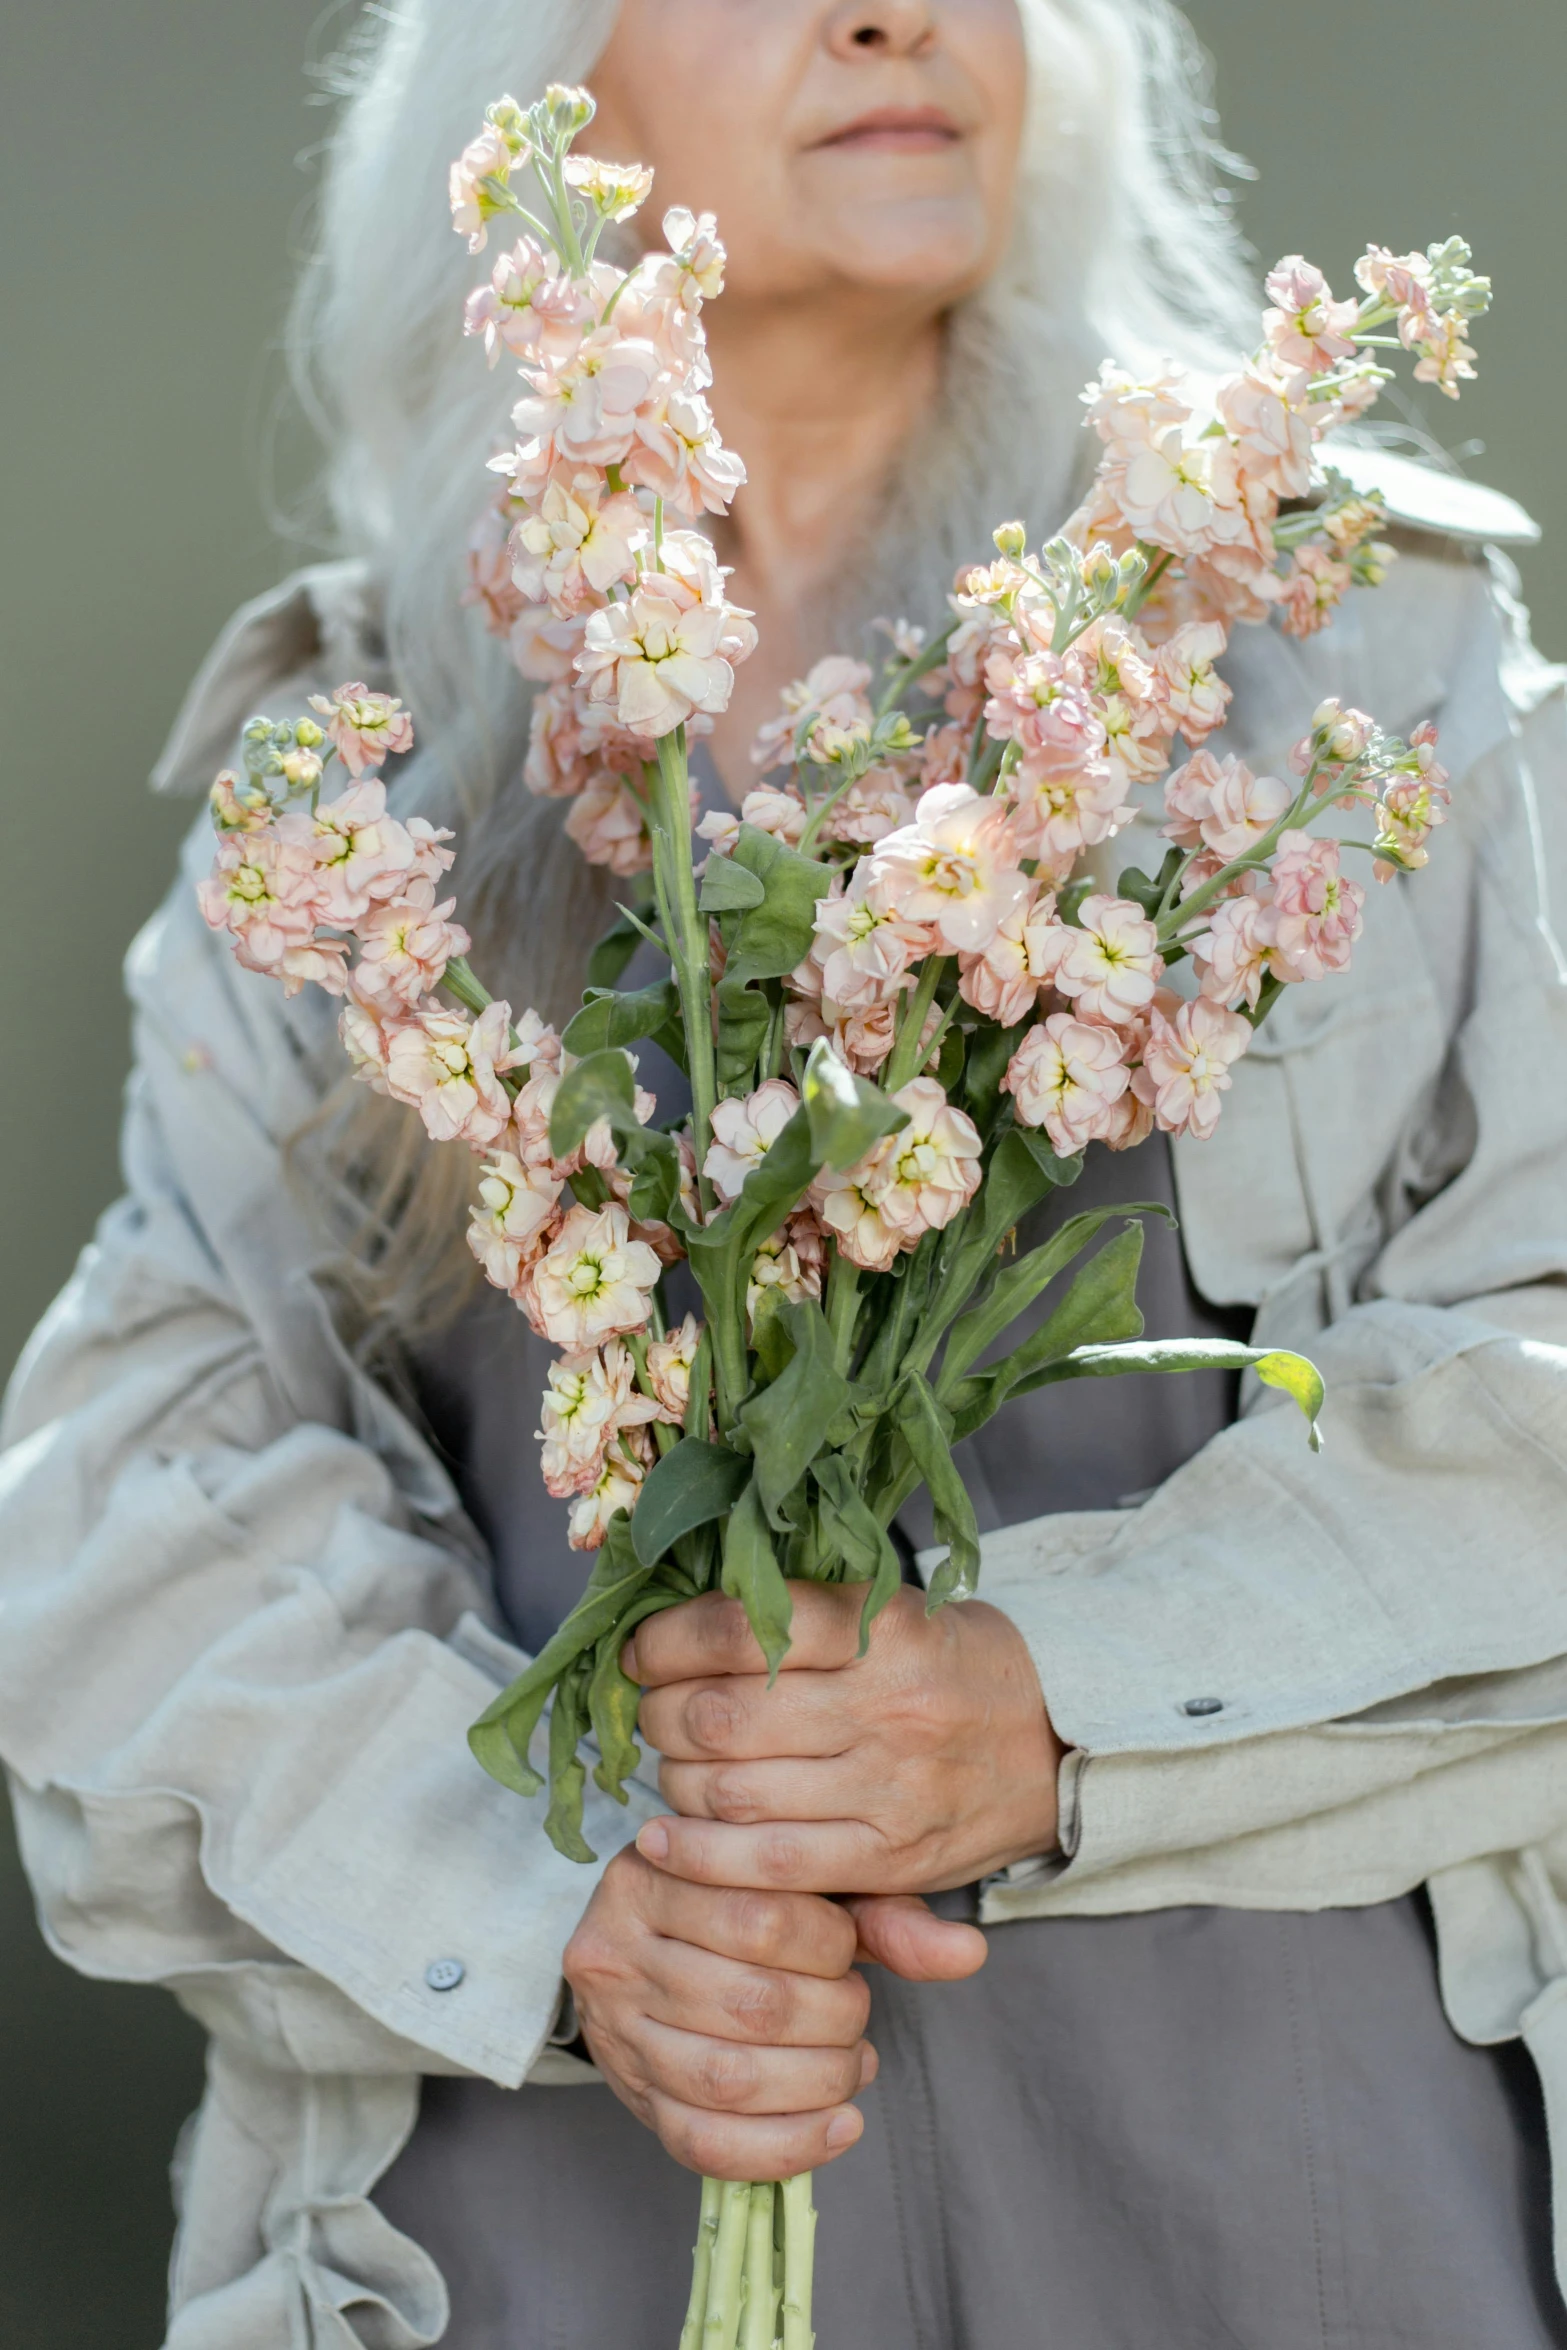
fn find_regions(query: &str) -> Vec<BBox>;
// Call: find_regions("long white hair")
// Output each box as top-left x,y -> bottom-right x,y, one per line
288,0 -> 1260,1330
291,0 -> 1255,1000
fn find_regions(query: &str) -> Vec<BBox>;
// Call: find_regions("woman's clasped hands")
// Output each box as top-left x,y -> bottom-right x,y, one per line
562,1586 -> 1063,2177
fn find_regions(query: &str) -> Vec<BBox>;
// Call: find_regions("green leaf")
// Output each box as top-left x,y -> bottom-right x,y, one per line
711,824 -> 835,1088
894,1370 -> 981,1611
547,1045 -> 680,1219
939,1205 -> 1172,1394
720,1478 -> 794,1679
946,1223 -> 1150,1441
698,853 -> 767,914
586,895 -> 661,992
1116,847 -> 1183,919
801,1037 -> 909,1173
632,1437 -> 753,1566
723,824 -> 835,987
961,1017 -> 1029,1127
1023,1340 -> 1326,1451
467,1515 -> 652,1802
548,1047 -> 637,1160
813,1452 -> 903,1652
562,978 -> 683,1063
738,1299 -> 852,1529
545,1659 -> 595,1863
682,1106 -> 818,1335
587,1585 -> 686,1806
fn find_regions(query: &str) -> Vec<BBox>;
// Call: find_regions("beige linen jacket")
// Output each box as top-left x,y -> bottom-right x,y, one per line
4,512 -> 1567,2347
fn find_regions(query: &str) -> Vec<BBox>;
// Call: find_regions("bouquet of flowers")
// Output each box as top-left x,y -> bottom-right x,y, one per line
199,83 -> 1488,2350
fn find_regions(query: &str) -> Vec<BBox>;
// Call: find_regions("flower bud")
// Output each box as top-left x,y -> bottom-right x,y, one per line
293,717 -> 326,750
537,83 -> 595,143
992,520 -> 1028,560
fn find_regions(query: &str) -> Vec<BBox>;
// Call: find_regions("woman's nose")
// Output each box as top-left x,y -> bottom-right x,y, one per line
823,0 -> 938,62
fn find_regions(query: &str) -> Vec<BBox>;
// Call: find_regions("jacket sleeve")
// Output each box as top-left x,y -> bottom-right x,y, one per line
978,559 -> 1567,1927
0,823 -> 656,2089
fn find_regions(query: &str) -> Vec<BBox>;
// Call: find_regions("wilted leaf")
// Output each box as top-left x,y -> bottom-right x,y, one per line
721,1478 -> 794,1679
632,1437 -> 753,1566
738,1299 -> 851,1528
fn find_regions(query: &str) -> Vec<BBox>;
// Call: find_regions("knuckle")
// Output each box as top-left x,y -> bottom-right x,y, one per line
758,1831 -> 808,1886
726,1890 -> 789,1961
726,1970 -> 792,2041
708,1768 -> 763,1825
562,1923 -> 617,1991
685,1685 -> 748,1756
693,2042 -> 759,2110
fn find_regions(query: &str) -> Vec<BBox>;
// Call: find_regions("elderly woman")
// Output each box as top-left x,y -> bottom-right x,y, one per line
4,1 -> 1567,2345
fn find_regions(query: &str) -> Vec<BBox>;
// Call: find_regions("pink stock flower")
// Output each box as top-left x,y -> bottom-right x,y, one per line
1289,698 -> 1377,782
984,648 -> 1107,773
1040,894 -> 1164,1025
566,1441 -> 650,1551
1073,618 -> 1174,789
917,722 -> 970,790
564,773 -> 653,875
735,784 -> 808,847
307,685 -> 415,779
198,825 -> 319,976
859,1077 -> 982,1246
1413,311 -> 1478,399
1162,751 -> 1291,861
1190,892 -> 1276,1011
747,1213 -> 827,1322
1002,1014 -> 1133,1156
467,1151 -> 566,1294
1278,546 -> 1355,640
509,472 -> 646,614
1005,755 -> 1133,877
1268,831 -> 1366,980
1355,245 -> 1433,318
1214,366 -> 1316,503
1262,256 -> 1360,376
1371,757 -> 1452,878
273,937 -> 352,999
647,1312 -> 703,1420
506,334 -> 662,478
623,384 -> 748,519
865,783 -> 1029,954
537,1339 -> 662,1503
821,768 -> 915,848
338,995 -> 402,1093
464,239 -> 593,366
449,120 -> 520,253
812,882 -> 925,1012
523,1201 -> 663,1348
562,153 -> 655,221
1134,997 -> 1251,1140
383,999 -> 524,1148
297,780 -> 420,926
1155,622 -> 1232,746
751,655 -> 874,774
576,542 -> 755,738
209,770 -> 273,832
352,887 -> 470,1010
956,885 -> 1060,1027
703,1079 -> 800,1203
524,680 -> 645,800
465,503 -> 531,641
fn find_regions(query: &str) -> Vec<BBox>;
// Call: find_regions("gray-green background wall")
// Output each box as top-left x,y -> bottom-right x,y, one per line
2,2 -> 1562,2340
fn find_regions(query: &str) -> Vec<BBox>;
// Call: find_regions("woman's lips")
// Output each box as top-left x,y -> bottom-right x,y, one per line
814,107 -> 963,154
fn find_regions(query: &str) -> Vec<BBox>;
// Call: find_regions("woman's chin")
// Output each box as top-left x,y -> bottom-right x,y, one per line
802,197 -> 998,303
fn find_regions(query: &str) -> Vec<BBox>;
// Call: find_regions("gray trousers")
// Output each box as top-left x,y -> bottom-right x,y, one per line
378,1893 -> 1565,2348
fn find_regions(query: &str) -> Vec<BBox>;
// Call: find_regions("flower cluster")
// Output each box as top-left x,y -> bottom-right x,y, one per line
454,87 -> 755,876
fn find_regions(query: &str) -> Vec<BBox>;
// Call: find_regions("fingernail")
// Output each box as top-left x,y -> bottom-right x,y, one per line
825,2110 -> 861,2151
620,1636 -> 639,1680
637,1820 -> 670,1862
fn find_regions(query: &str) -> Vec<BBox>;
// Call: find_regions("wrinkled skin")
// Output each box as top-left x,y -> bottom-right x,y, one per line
584,0 -> 1030,780
564,1585 -> 1060,2176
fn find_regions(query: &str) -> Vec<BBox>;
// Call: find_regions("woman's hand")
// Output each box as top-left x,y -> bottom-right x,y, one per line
562,1845 -> 987,2179
626,1585 -> 1064,1900
559,1847 -> 889,2179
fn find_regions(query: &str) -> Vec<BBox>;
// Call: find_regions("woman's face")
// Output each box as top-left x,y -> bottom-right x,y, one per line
586,0 -> 1028,310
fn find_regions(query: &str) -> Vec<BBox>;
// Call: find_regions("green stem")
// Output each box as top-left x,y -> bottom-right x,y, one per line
650,731 -> 718,1210
703,2181 -> 753,2348
1121,547 -> 1173,623
826,1252 -> 863,1374
882,957 -> 947,1093
680,2178 -> 724,2350
741,2183 -> 778,2350
781,2174 -> 817,2350
874,616 -> 957,720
